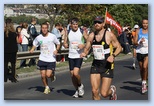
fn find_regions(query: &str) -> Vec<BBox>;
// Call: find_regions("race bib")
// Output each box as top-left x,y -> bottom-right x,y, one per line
41,44 -> 50,55
71,42 -> 79,50
92,45 -> 105,60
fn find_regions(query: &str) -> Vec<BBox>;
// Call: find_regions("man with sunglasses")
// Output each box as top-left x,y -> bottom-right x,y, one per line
81,16 -> 122,100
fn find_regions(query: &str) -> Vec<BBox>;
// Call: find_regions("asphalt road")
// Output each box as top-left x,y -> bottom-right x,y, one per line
4,58 -> 148,100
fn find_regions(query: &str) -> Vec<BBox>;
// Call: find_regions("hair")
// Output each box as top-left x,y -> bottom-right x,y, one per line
41,22 -> 49,28
71,17 -> 79,24
31,17 -> 36,22
22,22 -> 28,29
4,18 -> 15,37
55,23 -> 60,27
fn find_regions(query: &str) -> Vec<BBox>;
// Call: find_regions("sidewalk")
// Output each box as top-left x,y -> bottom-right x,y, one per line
17,54 -> 133,79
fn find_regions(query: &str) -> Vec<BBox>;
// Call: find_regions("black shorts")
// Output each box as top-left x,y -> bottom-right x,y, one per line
37,60 -> 56,71
137,53 -> 148,61
68,58 -> 83,71
90,66 -> 114,78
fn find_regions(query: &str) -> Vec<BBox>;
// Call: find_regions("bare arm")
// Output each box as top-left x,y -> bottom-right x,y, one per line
134,29 -> 139,45
63,30 -> 69,48
29,46 -> 36,53
80,32 -> 94,57
111,33 -> 122,56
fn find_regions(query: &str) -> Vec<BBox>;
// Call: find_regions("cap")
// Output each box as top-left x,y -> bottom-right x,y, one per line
134,24 -> 139,29
94,16 -> 104,23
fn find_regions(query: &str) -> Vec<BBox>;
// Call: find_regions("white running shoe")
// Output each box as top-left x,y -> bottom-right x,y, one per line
51,75 -> 56,82
78,84 -> 84,96
132,63 -> 136,69
142,83 -> 147,94
109,85 -> 117,100
44,87 -> 50,94
72,90 -> 79,98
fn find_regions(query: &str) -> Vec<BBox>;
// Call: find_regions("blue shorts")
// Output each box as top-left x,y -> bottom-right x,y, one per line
68,58 -> 83,71
37,60 -> 56,71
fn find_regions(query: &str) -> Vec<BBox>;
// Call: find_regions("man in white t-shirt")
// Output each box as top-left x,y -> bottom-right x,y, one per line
63,18 -> 88,98
30,22 -> 60,94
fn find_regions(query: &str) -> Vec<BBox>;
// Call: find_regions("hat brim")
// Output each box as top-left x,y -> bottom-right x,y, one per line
94,20 -> 103,23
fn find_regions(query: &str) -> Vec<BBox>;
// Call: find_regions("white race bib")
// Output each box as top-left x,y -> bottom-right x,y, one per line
92,45 -> 105,60
70,42 -> 79,50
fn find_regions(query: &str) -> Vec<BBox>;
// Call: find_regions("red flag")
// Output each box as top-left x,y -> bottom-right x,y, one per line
106,11 -> 122,35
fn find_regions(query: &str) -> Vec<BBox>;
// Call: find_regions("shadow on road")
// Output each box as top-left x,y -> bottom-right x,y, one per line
57,89 -> 75,96
120,81 -> 141,94
28,86 -> 54,93
123,81 -> 141,86
123,65 -> 134,70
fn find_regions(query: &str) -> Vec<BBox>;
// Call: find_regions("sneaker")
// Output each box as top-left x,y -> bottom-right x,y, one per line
72,90 -> 79,98
132,63 -> 136,69
51,75 -> 56,82
78,84 -> 84,96
109,85 -> 117,100
44,87 -> 50,94
142,83 -> 147,94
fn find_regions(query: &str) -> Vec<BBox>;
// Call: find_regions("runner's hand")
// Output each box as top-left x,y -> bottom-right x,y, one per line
80,52 -> 86,58
53,50 -> 58,55
78,44 -> 85,49
107,55 -> 114,63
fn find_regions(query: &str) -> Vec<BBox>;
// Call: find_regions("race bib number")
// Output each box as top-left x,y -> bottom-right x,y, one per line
92,45 -> 105,60
41,44 -> 50,55
71,42 -> 79,50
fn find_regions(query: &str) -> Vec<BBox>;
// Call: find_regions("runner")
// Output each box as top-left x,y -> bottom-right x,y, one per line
132,24 -> 139,69
30,22 -> 60,94
63,17 -> 88,98
134,19 -> 148,94
80,16 -> 122,100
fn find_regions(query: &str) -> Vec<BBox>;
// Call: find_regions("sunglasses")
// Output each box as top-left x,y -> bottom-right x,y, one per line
94,21 -> 102,24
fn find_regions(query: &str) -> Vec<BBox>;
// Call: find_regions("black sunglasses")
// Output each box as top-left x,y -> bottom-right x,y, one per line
94,21 -> 102,24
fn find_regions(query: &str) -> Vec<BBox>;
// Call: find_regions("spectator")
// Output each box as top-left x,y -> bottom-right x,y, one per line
16,26 -> 22,52
20,22 -> 30,68
4,18 -> 19,82
119,29 -> 131,54
28,18 -> 39,66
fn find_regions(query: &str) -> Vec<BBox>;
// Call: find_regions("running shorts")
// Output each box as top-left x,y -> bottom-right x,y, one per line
68,58 -> 83,71
37,60 -> 56,71
137,53 -> 148,61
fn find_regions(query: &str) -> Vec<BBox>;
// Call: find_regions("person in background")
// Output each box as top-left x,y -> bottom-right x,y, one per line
4,18 -> 19,82
131,24 -> 139,69
16,26 -> 22,52
20,22 -> 30,68
134,19 -> 148,94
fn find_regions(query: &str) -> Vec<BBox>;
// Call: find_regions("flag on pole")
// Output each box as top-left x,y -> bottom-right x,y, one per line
105,11 -> 122,35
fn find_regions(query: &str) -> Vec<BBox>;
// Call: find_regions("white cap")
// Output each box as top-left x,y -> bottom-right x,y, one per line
134,24 -> 139,29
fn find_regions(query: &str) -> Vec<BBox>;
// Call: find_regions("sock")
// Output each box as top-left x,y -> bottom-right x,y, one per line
133,57 -> 136,64
45,86 -> 49,89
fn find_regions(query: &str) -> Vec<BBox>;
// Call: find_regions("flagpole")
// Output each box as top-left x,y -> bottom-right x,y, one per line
104,7 -> 107,25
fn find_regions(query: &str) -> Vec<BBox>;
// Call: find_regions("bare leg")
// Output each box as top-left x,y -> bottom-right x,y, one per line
90,74 -> 101,100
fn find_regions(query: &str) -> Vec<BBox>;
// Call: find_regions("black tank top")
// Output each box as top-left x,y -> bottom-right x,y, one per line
92,30 -> 112,69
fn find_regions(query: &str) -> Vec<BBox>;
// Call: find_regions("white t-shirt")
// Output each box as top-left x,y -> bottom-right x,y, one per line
33,33 -> 60,62
68,28 -> 84,58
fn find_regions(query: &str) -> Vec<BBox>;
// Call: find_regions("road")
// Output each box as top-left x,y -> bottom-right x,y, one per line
4,58 -> 148,100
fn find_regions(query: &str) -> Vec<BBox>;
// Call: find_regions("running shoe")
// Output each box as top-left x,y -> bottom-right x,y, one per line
72,90 -> 79,98
142,83 -> 147,94
132,63 -> 136,69
109,85 -> 117,100
51,75 -> 56,82
78,83 -> 84,96
44,87 -> 50,94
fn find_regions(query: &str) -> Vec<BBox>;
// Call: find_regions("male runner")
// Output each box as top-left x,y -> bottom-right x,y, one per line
81,16 -> 122,100
30,22 -> 60,94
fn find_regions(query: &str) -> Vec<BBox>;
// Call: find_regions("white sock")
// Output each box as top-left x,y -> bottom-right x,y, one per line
142,80 -> 146,85
45,86 -> 49,89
